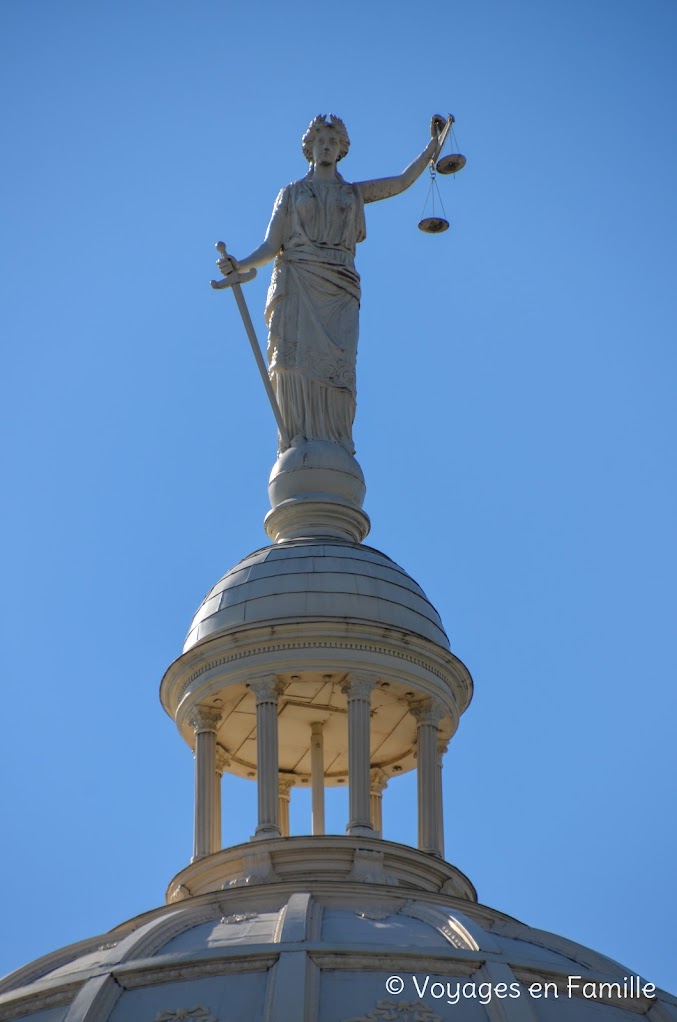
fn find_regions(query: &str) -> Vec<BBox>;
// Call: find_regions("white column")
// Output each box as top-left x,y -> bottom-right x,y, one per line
250,676 -> 284,839
411,700 -> 445,856
342,673 -> 376,837
369,768 -> 388,838
214,745 -> 230,852
189,706 -> 223,861
278,776 -> 293,837
310,722 -> 325,836
437,737 -> 449,860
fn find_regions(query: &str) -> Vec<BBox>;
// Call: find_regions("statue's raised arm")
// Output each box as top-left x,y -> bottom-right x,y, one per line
355,115 -> 447,204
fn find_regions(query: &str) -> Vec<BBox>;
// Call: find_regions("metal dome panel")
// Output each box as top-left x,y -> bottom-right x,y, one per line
184,541 -> 450,652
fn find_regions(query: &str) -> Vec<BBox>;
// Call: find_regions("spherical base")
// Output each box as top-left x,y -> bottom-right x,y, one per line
266,440 -> 370,543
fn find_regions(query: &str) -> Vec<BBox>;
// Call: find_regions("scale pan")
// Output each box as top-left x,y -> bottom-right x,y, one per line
437,153 -> 466,175
418,216 -> 450,234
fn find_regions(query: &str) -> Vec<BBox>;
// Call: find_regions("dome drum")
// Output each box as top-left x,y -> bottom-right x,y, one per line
165,835 -> 477,903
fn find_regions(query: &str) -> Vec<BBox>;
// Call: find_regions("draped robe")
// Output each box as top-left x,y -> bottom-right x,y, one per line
264,176 -> 366,453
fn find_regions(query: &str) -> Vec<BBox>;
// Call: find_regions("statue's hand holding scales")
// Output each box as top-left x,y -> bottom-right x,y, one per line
213,113 -> 452,455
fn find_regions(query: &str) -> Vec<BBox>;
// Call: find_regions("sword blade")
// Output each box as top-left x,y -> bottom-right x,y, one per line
230,281 -> 291,449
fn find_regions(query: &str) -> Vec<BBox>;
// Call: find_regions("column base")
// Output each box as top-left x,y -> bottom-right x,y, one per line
253,824 -> 282,840
346,823 -> 376,838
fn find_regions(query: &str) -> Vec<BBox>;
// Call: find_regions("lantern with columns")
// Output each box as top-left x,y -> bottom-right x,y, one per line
160,537 -> 472,895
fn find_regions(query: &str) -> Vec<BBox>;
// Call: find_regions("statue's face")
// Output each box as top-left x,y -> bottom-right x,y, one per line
312,128 -> 341,167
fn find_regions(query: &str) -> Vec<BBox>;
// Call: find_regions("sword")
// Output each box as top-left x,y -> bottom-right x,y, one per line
210,241 -> 291,449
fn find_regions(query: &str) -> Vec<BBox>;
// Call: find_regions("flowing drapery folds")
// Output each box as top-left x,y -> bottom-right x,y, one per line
264,178 -> 366,452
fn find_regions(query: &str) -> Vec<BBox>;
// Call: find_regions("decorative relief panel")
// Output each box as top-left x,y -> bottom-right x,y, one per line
348,848 -> 398,886
225,848 -> 279,887
354,897 -> 402,921
355,908 -> 394,921
399,902 -> 480,951
166,882 -> 191,903
155,1009 -> 217,1022
345,1001 -> 443,1022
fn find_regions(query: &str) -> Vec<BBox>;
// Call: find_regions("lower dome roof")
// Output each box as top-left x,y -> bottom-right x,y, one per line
1,839 -> 671,1022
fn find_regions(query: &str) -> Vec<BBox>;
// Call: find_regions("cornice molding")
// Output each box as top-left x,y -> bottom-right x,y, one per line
161,623 -> 473,720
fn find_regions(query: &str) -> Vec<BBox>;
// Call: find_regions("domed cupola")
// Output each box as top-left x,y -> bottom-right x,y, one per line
160,524 -> 472,869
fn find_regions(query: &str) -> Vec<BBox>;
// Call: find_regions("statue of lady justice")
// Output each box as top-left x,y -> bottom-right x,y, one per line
216,114 -> 448,456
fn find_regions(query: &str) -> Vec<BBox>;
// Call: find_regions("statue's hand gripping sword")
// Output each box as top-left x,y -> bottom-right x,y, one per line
210,241 -> 291,449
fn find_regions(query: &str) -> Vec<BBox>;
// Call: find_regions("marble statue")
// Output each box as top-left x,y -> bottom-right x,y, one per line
218,114 -> 447,454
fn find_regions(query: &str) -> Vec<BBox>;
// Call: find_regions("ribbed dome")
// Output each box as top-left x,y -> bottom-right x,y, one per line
184,540 -> 450,653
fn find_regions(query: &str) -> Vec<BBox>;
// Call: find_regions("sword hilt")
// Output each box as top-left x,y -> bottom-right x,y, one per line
210,240 -> 257,289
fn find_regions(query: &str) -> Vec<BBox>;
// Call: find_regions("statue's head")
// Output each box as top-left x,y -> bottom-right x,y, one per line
302,114 -> 350,163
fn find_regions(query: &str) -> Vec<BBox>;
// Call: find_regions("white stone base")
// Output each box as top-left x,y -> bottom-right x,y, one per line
266,440 -> 370,543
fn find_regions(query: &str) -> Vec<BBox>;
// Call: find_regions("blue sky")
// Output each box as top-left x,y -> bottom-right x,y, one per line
1,0 -> 676,996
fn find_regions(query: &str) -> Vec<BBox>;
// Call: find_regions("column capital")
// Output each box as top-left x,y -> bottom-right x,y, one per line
278,775 -> 295,797
215,745 -> 231,775
410,698 -> 445,729
370,767 -> 389,794
249,675 -> 285,703
189,705 -> 223,734
341,672 -> 378,700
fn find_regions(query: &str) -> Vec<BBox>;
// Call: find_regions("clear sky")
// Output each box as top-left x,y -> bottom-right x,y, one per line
2,0 -> 676,997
